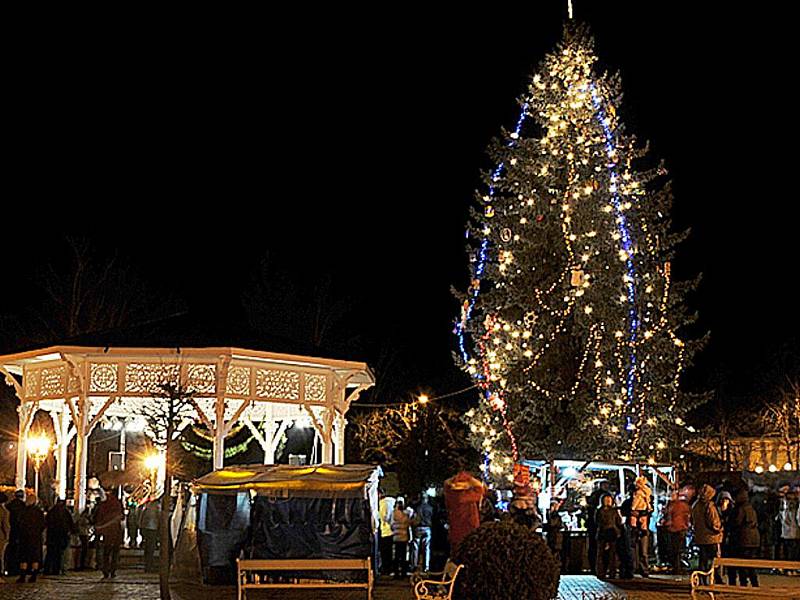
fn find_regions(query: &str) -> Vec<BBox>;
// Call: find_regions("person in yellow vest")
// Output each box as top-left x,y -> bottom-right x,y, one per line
378,489 -> 395,576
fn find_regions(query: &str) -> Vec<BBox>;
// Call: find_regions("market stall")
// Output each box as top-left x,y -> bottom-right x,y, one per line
188,464 -> 381,584
521,459 -> 676,572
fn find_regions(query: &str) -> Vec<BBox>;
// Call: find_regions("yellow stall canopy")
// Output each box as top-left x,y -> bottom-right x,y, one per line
193,464 -> 382,498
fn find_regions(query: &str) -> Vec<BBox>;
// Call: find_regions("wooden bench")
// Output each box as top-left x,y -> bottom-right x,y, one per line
691,557 -> 800,599
237,557 -> 373,600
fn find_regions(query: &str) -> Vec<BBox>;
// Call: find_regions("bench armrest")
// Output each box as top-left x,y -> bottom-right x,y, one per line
690,566 -> 714,589
414,578 -> 456,597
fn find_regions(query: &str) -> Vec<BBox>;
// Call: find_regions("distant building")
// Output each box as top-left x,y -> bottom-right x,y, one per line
687,436 -> 798,472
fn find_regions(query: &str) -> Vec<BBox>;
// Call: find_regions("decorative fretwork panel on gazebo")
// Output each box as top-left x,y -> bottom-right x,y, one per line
0,346 -> 374,512
22,357 -> 340,409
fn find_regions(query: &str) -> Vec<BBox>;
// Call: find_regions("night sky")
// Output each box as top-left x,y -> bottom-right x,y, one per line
2,4 -> 798,408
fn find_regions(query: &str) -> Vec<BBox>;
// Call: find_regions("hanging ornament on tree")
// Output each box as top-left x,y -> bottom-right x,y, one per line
489,393 -> 506,411
536,214 -> 544,222
486,206 -> 495,218
501,228 -> 513,242
523,311 -> 537,327
571,268 -> 585,287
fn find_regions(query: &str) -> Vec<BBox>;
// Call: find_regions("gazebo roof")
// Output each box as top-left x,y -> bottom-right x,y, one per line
0,344 -> 374,386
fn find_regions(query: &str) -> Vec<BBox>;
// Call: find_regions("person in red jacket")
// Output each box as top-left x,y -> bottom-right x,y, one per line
664,491 -> 692,575
444,472 -> 485,553
94,488 -> 124,579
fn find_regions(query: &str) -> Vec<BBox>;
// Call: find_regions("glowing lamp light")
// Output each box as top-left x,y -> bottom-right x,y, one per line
144,453 -> 165,472
418,394 -> 429,405
784,462 -> 793,471
768,464 -> 778,473
26,436 -> 51,460
754,466 -> 764,474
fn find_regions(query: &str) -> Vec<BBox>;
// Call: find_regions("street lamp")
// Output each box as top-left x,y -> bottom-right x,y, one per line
26,435 -> 51,501
143,452 -> 165,492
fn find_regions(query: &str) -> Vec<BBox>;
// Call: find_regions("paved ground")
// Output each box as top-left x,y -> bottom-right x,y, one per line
0,570 -> 798,599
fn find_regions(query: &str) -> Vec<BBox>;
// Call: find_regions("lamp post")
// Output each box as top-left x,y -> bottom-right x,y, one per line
26,435 -> 51,502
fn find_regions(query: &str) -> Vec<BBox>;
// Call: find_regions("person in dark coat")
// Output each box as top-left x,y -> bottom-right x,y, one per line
727,488 -> 760,587
757,490 -> 780,561
126,495 -> 140,549
595,494 -> 623,580
617,491 -> 634,579
5,489 -> 26,576
692,484 -> 723,585
94,489 -> 124,579
543,501 -> 565,569
16,494 -> 46,583
138,496 -> 161,573
586,482 -> 609,574
44,498 -> 75,575
717,490 -> 735,558
0,492 -> 10,577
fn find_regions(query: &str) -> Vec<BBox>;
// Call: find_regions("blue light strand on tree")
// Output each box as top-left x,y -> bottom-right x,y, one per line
456,104 -> 530,366
590,83 -> 639,431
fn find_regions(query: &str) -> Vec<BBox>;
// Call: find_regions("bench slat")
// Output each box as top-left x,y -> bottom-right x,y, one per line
694,585 -> 800,598
239,559 -> 369,570
242,583 -> 368,589
714,558 -> 800,570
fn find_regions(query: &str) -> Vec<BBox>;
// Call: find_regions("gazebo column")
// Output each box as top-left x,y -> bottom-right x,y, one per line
71,396 -> 90,512
212,395 -> 226,469
15,438 -> 26,490
211,358 -> 233,470
304,405 -> 333,465
334,413 -> 347,465
15,403 -> 36,490
212,427 -> 225,470
70,394 -> 115,511
50,408 -> 74,500
321,408 -> 334,464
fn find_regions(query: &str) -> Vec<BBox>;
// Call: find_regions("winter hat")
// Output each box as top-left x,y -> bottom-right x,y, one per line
717,491 -> 733,504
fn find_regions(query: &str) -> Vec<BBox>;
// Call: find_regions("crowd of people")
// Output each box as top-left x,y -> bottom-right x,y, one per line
577,478 -> 800,586
376,474 -> 800,589
378,491 -> 440,577
0,486 -> 165,583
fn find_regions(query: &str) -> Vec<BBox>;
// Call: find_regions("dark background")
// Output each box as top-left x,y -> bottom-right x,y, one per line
2,3 -> 798,411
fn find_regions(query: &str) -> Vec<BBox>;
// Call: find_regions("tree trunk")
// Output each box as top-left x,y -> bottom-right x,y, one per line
159,421 -> 173,599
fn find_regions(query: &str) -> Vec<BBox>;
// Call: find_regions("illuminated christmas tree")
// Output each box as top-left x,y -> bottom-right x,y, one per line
454,24 -> 704,479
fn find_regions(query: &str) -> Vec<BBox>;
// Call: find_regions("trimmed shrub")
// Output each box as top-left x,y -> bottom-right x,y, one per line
453,519 -> 560,600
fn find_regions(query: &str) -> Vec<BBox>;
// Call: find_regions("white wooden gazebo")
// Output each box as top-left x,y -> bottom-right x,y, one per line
0,345 -> 374,510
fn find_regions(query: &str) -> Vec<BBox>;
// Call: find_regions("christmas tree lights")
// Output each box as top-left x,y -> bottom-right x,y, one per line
455,24 -> 704,478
